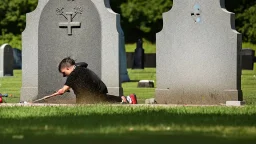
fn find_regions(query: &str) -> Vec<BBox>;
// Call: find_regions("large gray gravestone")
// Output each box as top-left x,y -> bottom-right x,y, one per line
0,44 -> 14,77
155,0 -> 242,105
21,0 -> 124,103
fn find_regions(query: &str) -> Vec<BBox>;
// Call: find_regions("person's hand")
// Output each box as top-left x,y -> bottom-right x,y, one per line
56,88 -> 65,95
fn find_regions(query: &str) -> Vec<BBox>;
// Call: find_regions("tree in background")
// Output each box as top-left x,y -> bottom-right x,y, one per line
0,0 -> 256,49
113,0 -> 172,43
0,0 -> 37,49
115,0 -> 256,44
235,1 -> 256,44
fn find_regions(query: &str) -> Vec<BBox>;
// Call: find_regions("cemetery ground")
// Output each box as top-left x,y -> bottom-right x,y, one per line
1,105 -> 256,143
1,69 -> 256,143
1,43 -> 256,143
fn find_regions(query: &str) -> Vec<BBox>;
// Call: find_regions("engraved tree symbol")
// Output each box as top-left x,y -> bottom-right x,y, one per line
56,7 -> 83,35
73,6 -> 83,18
56,7 -> 67,19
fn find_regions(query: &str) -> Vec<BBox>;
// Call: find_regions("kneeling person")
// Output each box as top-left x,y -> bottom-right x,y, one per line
56,57 -> 137,104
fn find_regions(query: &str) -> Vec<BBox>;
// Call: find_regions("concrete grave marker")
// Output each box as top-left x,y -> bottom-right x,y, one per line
138,80 -> 154,88
132,39 -> 145,69
0,44 -> 14,77
21,0 -> 124,103
155,0 -> 242,105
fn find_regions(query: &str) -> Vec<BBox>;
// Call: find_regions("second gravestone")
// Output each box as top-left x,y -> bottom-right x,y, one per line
21,0 -> 124,103
155,0 -> 242,104
0,44 -> 13,77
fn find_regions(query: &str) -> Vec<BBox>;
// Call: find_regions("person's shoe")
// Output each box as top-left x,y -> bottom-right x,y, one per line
129,93 -> 137,104
121,96 -> 128,104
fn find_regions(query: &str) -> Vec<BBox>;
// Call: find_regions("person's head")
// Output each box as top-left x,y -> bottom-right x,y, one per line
58,57 -> 76,77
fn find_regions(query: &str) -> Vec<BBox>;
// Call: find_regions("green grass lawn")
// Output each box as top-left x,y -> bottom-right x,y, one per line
1,105 -> 256,144
123,68 -> 156,103
241,69 -> 256,105
242,42 -> 256,51
0,70 -> 21,103
125,40 -> 156,53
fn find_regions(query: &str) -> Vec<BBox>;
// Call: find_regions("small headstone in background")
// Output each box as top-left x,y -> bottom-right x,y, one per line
226,101 -> 245,106
132,39 -> 145,69
145,98 -> 157,104
13,48 -> 22,69
138,80 -> 154,88
0,44 -> 14,77
241,48 -> 255,70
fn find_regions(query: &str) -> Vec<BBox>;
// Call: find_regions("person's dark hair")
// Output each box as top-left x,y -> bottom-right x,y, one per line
58,57 -> 75,72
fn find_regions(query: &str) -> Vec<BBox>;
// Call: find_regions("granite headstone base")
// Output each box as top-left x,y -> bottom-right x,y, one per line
155,89 -> 242,105
138,80 -> 154,88
226,101 -> 245,106
107,87 -> 123,97
145,98 -> 157,104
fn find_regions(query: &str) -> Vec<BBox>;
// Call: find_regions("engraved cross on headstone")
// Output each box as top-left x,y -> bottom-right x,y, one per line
191,4 -> 201,23
59,12 -> 81,35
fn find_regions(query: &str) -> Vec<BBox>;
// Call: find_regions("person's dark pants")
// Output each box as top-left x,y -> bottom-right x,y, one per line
76,92 -> 122,104
105,94 -> 122,103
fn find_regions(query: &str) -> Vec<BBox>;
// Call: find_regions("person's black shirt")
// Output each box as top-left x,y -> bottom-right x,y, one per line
65,66 -> 108,97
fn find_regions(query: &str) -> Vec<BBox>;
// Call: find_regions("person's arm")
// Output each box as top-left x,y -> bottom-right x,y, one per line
56,85 -> 70,95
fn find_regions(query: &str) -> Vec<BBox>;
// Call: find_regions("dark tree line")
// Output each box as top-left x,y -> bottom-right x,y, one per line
0,0 -> 255,49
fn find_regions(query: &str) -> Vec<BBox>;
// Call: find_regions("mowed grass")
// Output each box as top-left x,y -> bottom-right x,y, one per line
242,43 -> 256,105
242,42 -> 256,51
0,70 -> 21,103
1,105 -> 256,144
125,40 -> 156,53
241,69 -> 256,105
122,68 -> 156,103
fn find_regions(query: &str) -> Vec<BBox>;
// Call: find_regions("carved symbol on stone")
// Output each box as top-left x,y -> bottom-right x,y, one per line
56,7 -> 82,35
73,6 -> 83,19
191,4 -> 201,23
56,8 -> 67,19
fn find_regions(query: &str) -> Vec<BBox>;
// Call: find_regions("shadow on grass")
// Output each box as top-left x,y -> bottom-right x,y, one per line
1,109 -> 256,127
1,108 -> 256,143
2,131 -> 256,144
